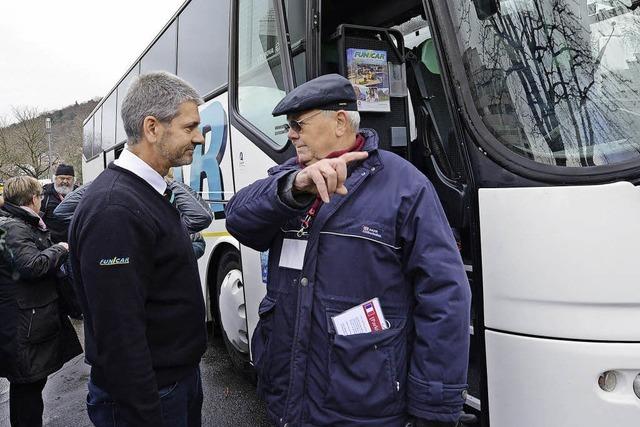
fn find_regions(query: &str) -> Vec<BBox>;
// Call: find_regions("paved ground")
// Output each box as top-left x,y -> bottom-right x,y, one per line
0,321 -> 271,426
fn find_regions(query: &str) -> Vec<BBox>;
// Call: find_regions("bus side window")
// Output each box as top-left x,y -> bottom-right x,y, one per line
235,0 -> 289,148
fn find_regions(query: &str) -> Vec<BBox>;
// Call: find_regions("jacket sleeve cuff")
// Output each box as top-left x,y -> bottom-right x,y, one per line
277,171 -> 315,209
408,374 -> 467,423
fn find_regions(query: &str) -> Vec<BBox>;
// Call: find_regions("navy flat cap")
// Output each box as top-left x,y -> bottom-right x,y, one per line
272,74 -> 357,116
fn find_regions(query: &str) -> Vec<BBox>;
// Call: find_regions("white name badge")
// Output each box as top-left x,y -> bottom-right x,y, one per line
279,238 -> 308,270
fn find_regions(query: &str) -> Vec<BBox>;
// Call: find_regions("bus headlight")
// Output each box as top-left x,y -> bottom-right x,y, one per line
598,371 -> 617,392
633,374 -> 640,399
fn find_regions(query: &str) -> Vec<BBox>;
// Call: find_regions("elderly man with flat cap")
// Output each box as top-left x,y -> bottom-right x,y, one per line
41,163 -> 77,243
226,74 -> 470,427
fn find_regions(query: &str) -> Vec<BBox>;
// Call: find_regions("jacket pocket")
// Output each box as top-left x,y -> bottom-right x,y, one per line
18,300 -> 61,344
251,295 -> 277,390
324,313 -> 408,417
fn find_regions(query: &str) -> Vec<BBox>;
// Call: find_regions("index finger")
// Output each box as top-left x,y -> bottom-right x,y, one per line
339,151 -> 369,164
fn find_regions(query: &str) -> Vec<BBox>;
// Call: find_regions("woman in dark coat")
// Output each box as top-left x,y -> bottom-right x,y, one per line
0,176 -> 82,427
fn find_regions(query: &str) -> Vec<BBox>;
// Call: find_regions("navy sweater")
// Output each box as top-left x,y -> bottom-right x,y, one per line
69,163 -> 206,426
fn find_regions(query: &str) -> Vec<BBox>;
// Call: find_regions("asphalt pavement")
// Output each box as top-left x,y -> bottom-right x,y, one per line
0,321 -> 271,426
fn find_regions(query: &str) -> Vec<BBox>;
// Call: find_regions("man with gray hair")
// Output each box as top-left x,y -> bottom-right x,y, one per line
69,72 -> 207,427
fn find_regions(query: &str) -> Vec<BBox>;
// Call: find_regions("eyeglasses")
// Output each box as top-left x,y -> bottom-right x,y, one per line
282,110 -> 323,133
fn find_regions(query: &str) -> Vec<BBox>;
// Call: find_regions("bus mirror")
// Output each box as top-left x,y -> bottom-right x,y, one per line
473,0 -> 500,20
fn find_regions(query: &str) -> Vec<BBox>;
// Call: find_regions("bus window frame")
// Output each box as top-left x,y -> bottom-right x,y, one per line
428,0 -> 640,185
229,0 -> 301,164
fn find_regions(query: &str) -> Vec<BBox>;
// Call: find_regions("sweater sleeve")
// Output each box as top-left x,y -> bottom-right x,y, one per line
169,180 -> 213,234
53,183 -> 89,224
75,204 -> 162,426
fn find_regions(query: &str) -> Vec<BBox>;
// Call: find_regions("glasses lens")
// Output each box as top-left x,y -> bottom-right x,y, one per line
287,120 -> 302,133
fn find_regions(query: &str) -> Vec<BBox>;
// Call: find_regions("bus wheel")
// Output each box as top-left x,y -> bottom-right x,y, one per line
215,250 -> 251,376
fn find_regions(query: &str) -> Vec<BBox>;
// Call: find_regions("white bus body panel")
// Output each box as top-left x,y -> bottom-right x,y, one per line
82,156 -> 104,184
228,125 -> 278,359
480,182 -> 640,340
486,330 -> 640,427
177,94 -> 237,317
480,182 -> 640,426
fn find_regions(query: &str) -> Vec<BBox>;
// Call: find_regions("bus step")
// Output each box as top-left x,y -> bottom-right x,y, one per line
465,393 -> 481,411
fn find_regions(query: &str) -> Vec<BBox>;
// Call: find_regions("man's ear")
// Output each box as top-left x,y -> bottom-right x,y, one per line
335,110 -> 348,137
142,116 -> 162,143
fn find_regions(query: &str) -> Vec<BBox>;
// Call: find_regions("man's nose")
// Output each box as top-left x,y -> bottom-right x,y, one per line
193,129 -> 205,145
287,127 -> 300,141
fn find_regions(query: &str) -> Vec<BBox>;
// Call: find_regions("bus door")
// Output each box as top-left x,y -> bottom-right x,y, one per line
426,1 -> 640,426
228,0 -> 306,367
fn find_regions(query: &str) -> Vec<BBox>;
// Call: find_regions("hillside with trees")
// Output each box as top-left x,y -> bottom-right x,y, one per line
0,99 -> 99,182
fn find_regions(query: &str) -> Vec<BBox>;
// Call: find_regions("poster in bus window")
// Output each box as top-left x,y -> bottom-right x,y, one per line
346,48 -> 391,112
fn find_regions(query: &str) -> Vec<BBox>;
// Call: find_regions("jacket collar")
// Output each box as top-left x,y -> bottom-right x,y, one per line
0,202 -> 41,227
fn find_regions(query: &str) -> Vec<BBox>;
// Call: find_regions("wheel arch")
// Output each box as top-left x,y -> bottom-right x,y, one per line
205,237 -> 240,323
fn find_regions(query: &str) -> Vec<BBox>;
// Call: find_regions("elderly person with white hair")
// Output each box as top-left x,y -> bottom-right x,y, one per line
41,163 -> 77,243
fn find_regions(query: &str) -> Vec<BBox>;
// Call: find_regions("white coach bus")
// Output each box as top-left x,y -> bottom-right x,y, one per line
82,0 -> 640,425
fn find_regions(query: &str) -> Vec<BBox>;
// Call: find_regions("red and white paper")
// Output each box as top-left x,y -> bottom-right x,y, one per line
331,297 -> 388,336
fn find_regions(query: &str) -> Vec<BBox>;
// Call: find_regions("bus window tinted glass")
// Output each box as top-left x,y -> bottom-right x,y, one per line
83,118 -> 94,160
294,51 -> 306,85
93,108 -> 102,156
141,21 -> 177,74
101,93 -> 117,151
237,0 -> 288,147
451,1 -> 640,167
116,64 -> 139,143
177,0 -> 229,95
285,0 -> 305,47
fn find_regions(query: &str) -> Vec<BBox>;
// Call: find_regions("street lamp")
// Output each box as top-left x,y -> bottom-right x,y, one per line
45,117 -> 52,181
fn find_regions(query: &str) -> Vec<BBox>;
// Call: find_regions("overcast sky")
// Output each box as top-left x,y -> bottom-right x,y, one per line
0,0 -> 184,122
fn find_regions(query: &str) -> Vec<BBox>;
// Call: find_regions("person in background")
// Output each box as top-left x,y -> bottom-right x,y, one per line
225,74 -> 471,427
69,72 -> 207,427
41,164 -> 77,243
54,170 -> 212,259
0,176 -> 82,427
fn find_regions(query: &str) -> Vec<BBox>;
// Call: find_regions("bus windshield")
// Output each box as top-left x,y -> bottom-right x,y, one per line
450,0 -> 640,167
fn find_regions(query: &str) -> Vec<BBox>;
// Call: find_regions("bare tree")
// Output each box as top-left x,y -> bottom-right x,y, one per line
0,100 -> 99,182
0,116 -> 15,179
5,107 -> 55,178
457,0 -> 640,167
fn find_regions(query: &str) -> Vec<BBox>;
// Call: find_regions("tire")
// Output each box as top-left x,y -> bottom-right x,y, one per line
215,250 -> 253,378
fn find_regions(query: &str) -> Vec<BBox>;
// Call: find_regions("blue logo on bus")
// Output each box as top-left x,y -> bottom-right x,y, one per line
174,101 -> 228,219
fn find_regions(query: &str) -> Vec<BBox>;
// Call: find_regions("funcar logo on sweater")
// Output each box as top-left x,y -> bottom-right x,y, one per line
99,256 -> 130,266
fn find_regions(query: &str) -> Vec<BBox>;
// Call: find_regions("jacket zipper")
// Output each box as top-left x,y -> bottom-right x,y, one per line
27,309 -> 35,338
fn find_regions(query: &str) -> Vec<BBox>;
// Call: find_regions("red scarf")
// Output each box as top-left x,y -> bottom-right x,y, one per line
297,134 -> 365,235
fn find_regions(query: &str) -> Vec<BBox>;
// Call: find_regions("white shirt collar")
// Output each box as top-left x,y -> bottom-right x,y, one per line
113,147 -> 167,195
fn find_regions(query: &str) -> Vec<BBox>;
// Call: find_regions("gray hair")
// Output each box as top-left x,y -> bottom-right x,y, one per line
321,110 -> 360,132
121,71 -> 203,144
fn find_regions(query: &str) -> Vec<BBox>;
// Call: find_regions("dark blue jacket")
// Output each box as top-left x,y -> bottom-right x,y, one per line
225,129 -> 471,426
